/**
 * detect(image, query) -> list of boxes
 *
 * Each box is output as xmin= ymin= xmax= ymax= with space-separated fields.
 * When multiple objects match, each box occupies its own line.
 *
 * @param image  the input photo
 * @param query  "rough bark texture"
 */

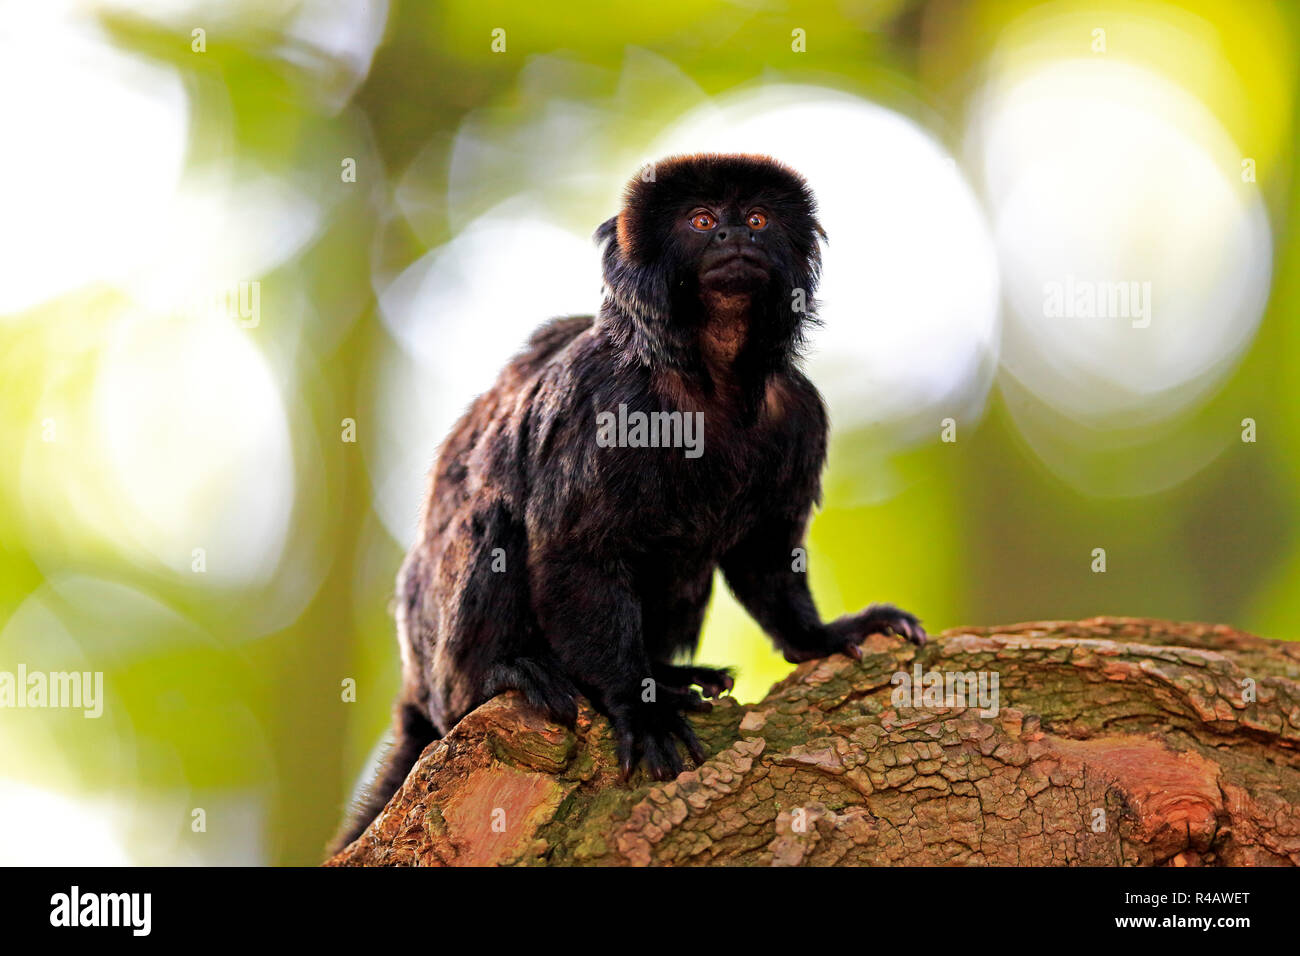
xmin=326 ymin=617 xmax=1300 ymax=866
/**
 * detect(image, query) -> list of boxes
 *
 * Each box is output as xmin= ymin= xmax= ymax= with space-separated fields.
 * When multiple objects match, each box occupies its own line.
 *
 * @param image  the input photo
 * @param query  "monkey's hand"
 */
xmin=611 ymin=690 xmax=710 ymax=782
xmin=652 ymin=662 xmax=735 ymax=699
xmin=782 ymin=603 xmax=926 ymax=663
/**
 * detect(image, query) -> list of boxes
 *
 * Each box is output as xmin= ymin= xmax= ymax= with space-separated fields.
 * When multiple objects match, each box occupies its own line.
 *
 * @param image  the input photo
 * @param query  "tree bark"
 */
xmin=326 ymin=617 xmax=1300 ymax=866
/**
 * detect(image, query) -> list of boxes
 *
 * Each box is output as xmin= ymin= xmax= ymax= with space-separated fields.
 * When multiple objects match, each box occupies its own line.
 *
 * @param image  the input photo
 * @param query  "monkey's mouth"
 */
xmin=699 ymin=251 xmax=770 ymax=288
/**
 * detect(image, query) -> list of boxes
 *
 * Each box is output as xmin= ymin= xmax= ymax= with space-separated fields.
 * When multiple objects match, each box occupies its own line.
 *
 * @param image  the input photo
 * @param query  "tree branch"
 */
xmin=326 ymin=617 xmax=1300 ymax=866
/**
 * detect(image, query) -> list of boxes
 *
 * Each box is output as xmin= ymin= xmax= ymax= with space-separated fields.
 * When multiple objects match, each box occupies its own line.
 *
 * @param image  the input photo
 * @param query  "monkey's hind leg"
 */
xmin=483 ymin=654 xmax=582 ymax=727
xmin=328 ymin=697 xmax=437 ymax=856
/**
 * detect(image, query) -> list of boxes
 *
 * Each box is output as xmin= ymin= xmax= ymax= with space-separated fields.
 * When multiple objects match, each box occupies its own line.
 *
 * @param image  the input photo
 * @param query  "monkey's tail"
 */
xmin=327 ymin=698 xmax=438 ymax=857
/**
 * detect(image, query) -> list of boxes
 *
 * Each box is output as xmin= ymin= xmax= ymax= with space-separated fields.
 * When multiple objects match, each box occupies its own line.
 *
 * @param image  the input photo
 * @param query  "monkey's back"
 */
xmin=420 ymin=315 xmax=594 ymax=540
xmin=398 ymin=314 xmax=596 ymax=729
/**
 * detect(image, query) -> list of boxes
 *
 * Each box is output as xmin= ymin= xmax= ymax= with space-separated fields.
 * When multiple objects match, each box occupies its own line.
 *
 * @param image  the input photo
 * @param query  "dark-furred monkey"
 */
xmin=332 ymin=154 xmax=925 ymax=852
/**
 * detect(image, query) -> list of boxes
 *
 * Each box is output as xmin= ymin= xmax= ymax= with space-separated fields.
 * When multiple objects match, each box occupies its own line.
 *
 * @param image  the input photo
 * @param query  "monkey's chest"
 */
xmin=622 ymin=444 xmax=784 ymax=558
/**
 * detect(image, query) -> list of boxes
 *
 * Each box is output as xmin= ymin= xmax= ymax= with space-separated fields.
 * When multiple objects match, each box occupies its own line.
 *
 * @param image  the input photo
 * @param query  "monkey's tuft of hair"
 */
xmin=331 ymin=153 xmax=925 ymax=856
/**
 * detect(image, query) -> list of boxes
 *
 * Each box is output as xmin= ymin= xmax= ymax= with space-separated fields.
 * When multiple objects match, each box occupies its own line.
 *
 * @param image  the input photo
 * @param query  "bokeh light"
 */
xmin=968 ymin=55 xmax=1272 ymax=495
xmin=0 ymin=5 xmax=188 ymax=315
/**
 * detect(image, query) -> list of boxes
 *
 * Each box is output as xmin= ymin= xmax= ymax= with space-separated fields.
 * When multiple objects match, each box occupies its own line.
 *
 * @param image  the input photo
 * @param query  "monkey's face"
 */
xmin=681 ymin=204 xmax=777 ymax=296
xmin=596 ymin=153 xmax=825 ymax=368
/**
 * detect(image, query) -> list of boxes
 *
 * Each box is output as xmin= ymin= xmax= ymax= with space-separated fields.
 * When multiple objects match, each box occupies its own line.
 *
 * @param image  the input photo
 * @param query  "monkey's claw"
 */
xmin=613 ymin=701 xmax=708 ymax=782
xmin=783 ymin=603 xmax=926 ymax=663
xmin=838 ymin=603 xmax=927 ymax=647
xmin=653 ymin=662 xmax=735 ymax=699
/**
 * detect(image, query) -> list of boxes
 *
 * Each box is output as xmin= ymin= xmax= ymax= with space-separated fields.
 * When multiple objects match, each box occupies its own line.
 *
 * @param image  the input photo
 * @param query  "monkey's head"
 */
xmin=595 ymin=154 xmax=826 ymax=376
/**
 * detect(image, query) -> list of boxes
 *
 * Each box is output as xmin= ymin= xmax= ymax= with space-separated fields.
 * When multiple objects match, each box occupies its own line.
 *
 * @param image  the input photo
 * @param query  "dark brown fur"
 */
xmin=331 ymin=154 xmax=925 ymax=853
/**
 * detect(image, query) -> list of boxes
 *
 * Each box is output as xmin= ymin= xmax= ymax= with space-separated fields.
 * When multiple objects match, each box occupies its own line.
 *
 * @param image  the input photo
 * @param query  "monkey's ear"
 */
xmin=593 ymin=215 xmax=619 ymax=250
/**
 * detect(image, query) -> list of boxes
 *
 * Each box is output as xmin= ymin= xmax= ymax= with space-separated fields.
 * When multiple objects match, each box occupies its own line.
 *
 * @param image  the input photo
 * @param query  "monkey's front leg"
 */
xmin=721 ymin=518 xmax=926 ymax=663
xmin=530 ymin=552 xmax=707 ymax=780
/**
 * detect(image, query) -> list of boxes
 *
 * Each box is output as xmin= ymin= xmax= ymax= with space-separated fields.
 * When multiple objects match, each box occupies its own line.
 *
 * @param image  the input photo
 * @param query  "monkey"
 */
xmin=331 ymin=153 xmax=925 ymax=853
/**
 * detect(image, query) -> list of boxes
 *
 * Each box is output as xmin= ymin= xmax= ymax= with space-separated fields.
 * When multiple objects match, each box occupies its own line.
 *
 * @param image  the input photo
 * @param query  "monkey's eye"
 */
xmin=689 ymin=211 xmax=717 ymax=231
xmin=746 ymin=210 xmax=768 ymax=230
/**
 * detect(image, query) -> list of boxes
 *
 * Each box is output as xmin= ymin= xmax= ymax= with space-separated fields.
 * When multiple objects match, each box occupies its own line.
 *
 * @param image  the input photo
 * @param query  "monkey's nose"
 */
xmin=712 ymin=230 xmax=746 ymax=248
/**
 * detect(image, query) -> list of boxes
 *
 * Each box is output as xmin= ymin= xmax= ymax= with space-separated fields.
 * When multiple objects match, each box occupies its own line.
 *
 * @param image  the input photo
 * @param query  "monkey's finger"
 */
xmin=664 ymin=687 xmax=712 ymax=713
xmin=613 ymin=720 xmax=639 ymax=780
xmin=642 ymin=731 xmax=683 ymax=781
xmin=534 ymin=685 xmax=579 ymax=727
xmin=657 ymin=681 xmax=712 ymax=708
xmin=897 ymin=618 xmax=927 ymax=646
xmin=673 ymin=719 xmax=708 ymax=766
xmin=693 ymin=666 xmax=735 ymax=698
